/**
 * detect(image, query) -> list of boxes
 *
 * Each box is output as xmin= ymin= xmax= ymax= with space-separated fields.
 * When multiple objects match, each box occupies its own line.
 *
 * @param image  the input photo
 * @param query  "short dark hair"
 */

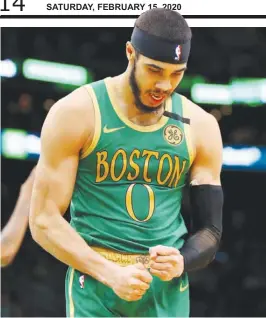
xmin=135 ymin=8 xmax=192 ymax=43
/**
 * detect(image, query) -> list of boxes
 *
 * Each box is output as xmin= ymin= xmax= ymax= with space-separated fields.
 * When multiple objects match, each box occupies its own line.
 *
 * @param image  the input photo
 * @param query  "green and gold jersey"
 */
xmin=70 ymin=78 xmax=194 ymax=254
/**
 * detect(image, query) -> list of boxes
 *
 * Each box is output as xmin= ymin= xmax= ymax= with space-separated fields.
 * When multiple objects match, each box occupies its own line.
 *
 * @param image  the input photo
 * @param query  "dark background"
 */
xmin=1 ymin=27 xmax=266 ymax=317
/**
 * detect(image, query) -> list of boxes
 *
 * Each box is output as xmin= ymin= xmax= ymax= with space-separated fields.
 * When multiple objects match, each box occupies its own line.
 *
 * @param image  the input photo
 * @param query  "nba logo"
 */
xmin=175 ymin=45 xmax=182 ymax=61
xmin=79 ymin=275 xmax=85 ymax=289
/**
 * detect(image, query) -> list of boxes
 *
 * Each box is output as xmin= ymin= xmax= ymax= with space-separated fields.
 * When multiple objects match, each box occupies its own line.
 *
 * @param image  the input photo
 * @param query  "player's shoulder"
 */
xmin=47 ymin=84 xmax=97 ymax=130
xmin=42 ymin=84 xmax=98 ymax=147
xmin=53 ymin=85 xmax=94 ymax=115
xmin=179 ymin=94 xmax=222 ymax=155
xmin=180 ymin=94 xmax=218 ymax=129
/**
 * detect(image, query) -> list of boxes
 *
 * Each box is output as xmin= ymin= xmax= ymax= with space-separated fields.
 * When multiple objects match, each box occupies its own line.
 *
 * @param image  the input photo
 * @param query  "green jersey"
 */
xmin=70 ymin=77 xmax=194 ymax=253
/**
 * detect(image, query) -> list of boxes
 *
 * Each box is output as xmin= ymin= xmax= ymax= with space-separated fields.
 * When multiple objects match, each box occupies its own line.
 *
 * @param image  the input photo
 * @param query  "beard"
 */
xmin=129 ymin=60 xmax=165 ymax=114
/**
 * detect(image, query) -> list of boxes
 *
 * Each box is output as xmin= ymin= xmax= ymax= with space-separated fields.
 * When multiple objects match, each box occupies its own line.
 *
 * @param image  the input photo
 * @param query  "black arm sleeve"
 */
xmin=180 ymin=184 xmax=223 ymax=272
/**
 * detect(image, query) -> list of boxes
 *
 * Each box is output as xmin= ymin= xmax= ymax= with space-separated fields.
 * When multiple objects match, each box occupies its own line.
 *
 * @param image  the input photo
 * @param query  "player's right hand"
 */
xmin=111 ymin=262 xmax=153 ymax=302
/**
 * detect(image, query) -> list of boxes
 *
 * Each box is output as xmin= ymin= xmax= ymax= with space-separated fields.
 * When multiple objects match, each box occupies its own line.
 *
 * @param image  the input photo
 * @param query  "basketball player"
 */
xmin=1 ymin=166 xmax=35 ymax=267
xmin=30 ymin=9 xmax=223 ymax=317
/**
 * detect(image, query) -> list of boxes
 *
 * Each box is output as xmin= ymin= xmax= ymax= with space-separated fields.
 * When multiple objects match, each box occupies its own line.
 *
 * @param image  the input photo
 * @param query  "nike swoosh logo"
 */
xmin=180 ymin=282 xmax=189 ymax=292
xmin=103 ymin=125 xmax=125 ymax=133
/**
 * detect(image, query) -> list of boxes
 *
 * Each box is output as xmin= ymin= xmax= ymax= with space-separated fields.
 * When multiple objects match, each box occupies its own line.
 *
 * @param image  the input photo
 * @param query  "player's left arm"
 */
xmin=189 ymin=112 xmax=223 ymax=186
xmin=149 ymin=113 xmax=223 ymax=280
xmin=179 ymin=113 xmax=224 ymax=272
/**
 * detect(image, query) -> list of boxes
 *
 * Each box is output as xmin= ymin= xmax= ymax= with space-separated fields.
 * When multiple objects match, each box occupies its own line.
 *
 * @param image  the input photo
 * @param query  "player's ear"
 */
xmin=126 ymin=42 xmax=136 ymax=63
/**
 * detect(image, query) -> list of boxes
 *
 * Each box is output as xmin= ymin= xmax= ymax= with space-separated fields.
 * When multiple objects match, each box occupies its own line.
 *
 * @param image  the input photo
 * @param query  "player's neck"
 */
xmin=110 ymin=74 xmax=165 ymax=126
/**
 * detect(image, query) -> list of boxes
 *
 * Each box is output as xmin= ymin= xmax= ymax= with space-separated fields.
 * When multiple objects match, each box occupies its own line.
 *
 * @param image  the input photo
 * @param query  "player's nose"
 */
xmin=155 ymin=80 xmax=172 ymax=92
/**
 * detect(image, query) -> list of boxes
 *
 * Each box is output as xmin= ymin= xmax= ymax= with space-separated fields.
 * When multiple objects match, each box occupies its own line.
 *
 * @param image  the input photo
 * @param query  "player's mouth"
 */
xmin=149 ymin=93 xmax=165 ymax=105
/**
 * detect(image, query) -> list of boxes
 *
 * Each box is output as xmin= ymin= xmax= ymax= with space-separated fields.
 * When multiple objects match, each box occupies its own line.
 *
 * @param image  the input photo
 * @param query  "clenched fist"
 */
xmin=111 ymin=262 xmax=153 ymax=302
xmin=149 ymin=245 xmax=184 ymax=281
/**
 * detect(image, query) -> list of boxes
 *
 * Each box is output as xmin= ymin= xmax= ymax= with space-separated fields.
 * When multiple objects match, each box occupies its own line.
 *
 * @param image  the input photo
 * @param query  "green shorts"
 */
xmin=65 ymin=267 xmax=190 ymax=317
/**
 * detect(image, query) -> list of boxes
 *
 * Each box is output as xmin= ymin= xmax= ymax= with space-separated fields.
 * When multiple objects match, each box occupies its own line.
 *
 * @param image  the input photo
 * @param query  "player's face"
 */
xmin=129 ymin=54 xmax=187 ymax=113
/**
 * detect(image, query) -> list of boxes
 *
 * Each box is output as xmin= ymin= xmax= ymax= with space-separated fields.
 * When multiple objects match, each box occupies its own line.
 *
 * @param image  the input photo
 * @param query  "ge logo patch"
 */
xmin=163 ymin=125 xmax=183 ymax=146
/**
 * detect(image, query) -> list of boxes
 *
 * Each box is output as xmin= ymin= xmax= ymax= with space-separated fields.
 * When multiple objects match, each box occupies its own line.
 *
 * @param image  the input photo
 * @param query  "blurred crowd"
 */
xmin=1 ymin=27 xmax=266 ymax=317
